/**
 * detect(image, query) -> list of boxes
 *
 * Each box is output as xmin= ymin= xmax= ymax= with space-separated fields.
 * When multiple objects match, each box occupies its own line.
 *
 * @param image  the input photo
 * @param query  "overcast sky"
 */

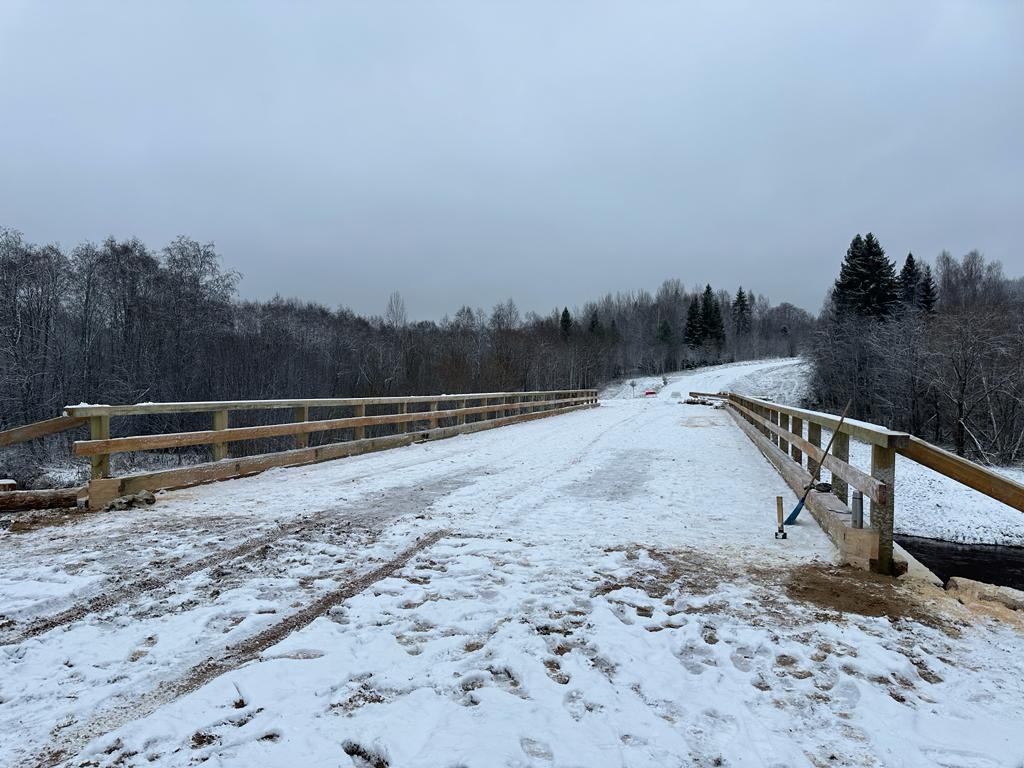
xmin=1 ymin=2 xmax=1021 ymax=319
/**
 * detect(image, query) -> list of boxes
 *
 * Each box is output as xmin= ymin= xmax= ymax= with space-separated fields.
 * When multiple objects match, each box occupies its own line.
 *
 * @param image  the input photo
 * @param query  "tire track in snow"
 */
xmin=29 ymin=528 xmax=450 ymax=768
xmin=3 ymin=468 xmax=469 ymax=645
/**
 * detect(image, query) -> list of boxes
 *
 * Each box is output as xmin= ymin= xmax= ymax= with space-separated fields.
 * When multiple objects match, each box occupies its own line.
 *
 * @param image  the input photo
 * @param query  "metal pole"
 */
xmin=852 ymin=490 xmax=864 ymax=529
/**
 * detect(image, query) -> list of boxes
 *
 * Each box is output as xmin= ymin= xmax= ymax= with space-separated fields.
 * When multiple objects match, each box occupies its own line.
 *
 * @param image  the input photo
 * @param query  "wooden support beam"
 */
xmin=871 ymin=443 xmax=896 ymax=574
xmin=89 ymin=415 xmax=110 ymax=479
xmin=832 ymin=432 xmax=850 ymax=505
xmin=292 ymin=406 xmax=309 ymax=449
xmin=790 ymin=416 xmax=803 ymax=464
xmin=212 ymin=409 xmax=229 ymax=461
xmin=429 ymin=401 xmax=439 ymax=429
xmin=778 ymin=413 xmax=789 ymax=455
xmin=353 ymin=404 xmax=365 ymax=440
xmin=807 ymin=422 xmax=822 ymax=476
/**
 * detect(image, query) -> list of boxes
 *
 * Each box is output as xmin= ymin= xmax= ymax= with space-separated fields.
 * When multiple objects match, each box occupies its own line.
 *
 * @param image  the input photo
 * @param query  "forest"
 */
xmin=809 ymin=234 xmax=1024 ymax=464
xmin=0 ymin=226 xmax=810 ymax=432
xmin=4 ymin=224 xmax=1021 ymax=476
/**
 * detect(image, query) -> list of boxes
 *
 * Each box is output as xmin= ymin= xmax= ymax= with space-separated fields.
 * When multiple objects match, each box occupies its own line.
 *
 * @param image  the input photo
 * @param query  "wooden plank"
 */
xmin=726 ymin=394 xmax=909 ymax=448
xmin=89 ymin=415 xmax=110 ymax=479
xmin=727 ymin=400 xmax=887 ymax=504
xmin=86 ymin=401 xmax=596 ymax=506
xmin=790 ymin=416 xmax=803 ymax=464
xmin=293 ymin=406 xmax=309 ymax=449
xmin=778 ymin=413 xmax=790 ymax=455
xmin=64 ymin=390 xmax=598 ymax=417
xmin=871 ymin=444 xmax=896 ymax=574
xmin=353 ymin=404 xmax=365 ymax=440
xmin=0 ymin=487 xmax=83 ymax=511
xmin=73 ymin=396 xmax=593 ymax=457
xmin=900 ymin=436 xmax=1024 ymax=513
xmin=0 ymin=415 xmax=86 ymax=446
xmin=832 ymin=432 xmax=850 ymax=505
xmin=808 ymin=422 xmax=822 ymax=476
xmin=212 ymin=409 xmax=229 ymax=461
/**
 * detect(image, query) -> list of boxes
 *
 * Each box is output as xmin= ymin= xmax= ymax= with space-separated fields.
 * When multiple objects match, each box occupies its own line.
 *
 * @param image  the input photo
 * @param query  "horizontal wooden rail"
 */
xmin=725 ymin=393 xmax=908 ymax=448
xmin=63 ymin=390 xmax=596 ymax=417
xmin=899 ymin=436 xmax=1024 ymax=513
xmin=73 ymin=395 xmax=590 ymax=457
xmin=728 ymin=399 xmax=887 ymax=504
xmin=85 ymin=395 xmax=597 ymax=507
xmin=0 ymin=415 xmax=86 ymax=447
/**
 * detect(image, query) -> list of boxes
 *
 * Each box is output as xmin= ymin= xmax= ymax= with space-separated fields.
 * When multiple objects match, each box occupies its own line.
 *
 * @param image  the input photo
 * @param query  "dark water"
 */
xmin=895 ymin=535 xmax=1024 ymax=591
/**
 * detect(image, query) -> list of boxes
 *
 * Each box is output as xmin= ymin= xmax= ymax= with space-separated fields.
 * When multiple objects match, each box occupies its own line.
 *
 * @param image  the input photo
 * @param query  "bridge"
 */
xmin=1 ymin=360 xmax=1023 ymax=767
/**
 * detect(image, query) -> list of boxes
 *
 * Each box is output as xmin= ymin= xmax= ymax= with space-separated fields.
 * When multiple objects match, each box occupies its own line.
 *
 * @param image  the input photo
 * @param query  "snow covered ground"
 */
xmin=2 ymin=359 xmax=1023 ymax=767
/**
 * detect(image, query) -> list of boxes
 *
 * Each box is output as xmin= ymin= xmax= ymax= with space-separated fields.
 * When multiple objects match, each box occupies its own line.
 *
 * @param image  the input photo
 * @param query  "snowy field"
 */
xmin=2 ymin=359 xmax=1023 ymax=767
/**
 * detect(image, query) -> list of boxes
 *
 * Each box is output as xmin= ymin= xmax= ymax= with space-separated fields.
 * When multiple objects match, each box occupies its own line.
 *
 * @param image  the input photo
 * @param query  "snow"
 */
xmin=2 ymin=359 xmax=1023 ymax=767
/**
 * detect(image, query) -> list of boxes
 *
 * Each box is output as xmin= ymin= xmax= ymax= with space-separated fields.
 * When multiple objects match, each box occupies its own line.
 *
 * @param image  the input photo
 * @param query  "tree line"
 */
xmin=0 ymin=226 xmax=810 ymax=436
xmin=809 ymin=232 xmax=1024 ymax=464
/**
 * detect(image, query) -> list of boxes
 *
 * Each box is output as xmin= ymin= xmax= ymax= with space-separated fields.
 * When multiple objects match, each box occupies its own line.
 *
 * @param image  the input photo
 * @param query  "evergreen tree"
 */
xmin=918 ymin=264 xmax=938 ymax=314
xmin=899 ymin=253 xmax=922 ymax=305
xmin=587 ymin=310 xmax=604 ymax=338
xmin=832 ymin=232 xmax=900 ymax=318
xmin=700 ymin=284 xmax=726 ymax=349
xmin=732 ymin=287 xmax=751 ymax=335
xmin=683 ymin=299 xmax=704 ymax=348
xmin=559 ymin=307 xmax=572 ymax=340
xmin=656 ymin=318 xmax=673 ymax=345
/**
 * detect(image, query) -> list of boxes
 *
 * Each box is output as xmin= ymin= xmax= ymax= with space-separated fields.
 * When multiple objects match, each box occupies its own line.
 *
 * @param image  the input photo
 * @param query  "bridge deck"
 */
xmin=2 ymin=360 xmax=1022 ymax=767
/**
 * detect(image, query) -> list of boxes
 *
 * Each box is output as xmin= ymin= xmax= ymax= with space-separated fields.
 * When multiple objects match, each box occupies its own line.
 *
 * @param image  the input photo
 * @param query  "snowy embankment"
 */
xmin=1 ymin=359 xmax=1022 ymax=768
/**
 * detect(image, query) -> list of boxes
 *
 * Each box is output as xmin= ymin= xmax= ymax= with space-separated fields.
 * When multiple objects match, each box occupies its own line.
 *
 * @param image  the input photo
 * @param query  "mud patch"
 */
xmin=784 ymin=564 xmax=958 ymax=635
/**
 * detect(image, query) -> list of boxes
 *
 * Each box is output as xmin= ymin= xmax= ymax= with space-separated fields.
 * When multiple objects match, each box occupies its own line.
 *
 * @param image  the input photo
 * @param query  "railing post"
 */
xmin=790 ymin=416 xmax=803 ymax=464
xmin=293 ymin=405 xmax=309 ymax=449
xmin=457 ymin=400 xmax=466 ymax=426
xmin=807 ymin=422 xmax=822 ymax=475
xmin=769 ymin=410 xmax=779 ymax=447
xmin=778 ymin=412 xmax=789 ymax=455
xmin=429 ymin=401 xmax=439 ymax=429
xmin=832 ymin=432 xmax=850 ymax=504
xmin=353 ymin=403 xmax=365 ymax=440
xmin=89 ymin=414 xmax=110 ymax=479
xmin=212 ymin=409 xmax=229 ymax=460
xmin=871 ymin=443 xmax=896 ymax=574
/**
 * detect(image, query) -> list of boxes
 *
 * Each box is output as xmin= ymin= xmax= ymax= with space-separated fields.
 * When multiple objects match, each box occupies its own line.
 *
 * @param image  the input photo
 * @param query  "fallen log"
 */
xmin=0 ymin=488 xmax=82 ymax=512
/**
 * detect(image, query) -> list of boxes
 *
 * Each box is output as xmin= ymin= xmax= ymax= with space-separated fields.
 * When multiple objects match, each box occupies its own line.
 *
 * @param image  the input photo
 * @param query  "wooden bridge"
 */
xmin=3 ymin=362 xmax=1024 ymax=767
xmin=3 ymin=383 xmax=1023 ymax=576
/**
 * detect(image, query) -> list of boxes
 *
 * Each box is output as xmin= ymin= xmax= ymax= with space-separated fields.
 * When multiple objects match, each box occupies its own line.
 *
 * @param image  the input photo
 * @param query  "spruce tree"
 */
xmin=899 ymin=253 xmax=922 ymax=306
xmin=656 ymin=318 xmax=673 ymax=345
xmin=683 ymin=299 xmax=704 ymax=348
xmin=560 ymin=307 xmax=572 ymax=340
xmin=732 ymin=287 xmax=751 ymax=335
xmin=700 ymin=284 xmax=725 ymax=349
xmin=587 ymin=310 xmax=604 ymax=338
xmin=918 ymin=265 xmax=938 ymax=314
xmin=833 ymin=232 xmax=900 ymax=318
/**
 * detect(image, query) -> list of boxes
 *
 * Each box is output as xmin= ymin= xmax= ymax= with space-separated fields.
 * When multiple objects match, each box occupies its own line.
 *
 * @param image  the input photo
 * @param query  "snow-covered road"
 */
xmin=2 ymin=360 xmax=1022 ymax=767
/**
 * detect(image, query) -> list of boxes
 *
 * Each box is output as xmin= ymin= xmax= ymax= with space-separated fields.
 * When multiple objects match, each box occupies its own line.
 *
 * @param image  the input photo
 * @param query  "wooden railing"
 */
xmin=60 ymin=389 xmax=597 ymax=507
xmin=702 ymin=391 xmax=1024 ymax=574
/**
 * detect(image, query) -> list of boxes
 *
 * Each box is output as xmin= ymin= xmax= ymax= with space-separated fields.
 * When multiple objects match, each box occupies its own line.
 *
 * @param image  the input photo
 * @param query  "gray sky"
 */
xmin=2 ymin=1 xmax=1022 ymax=319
